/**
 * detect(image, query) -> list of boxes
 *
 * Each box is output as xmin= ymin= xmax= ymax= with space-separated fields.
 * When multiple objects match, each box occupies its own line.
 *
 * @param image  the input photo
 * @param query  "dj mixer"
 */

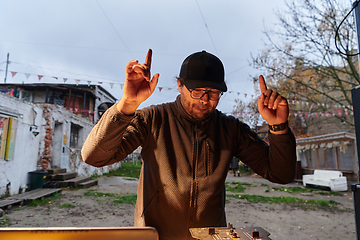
xmin=190 ymin=223 xmax=272 ymax=239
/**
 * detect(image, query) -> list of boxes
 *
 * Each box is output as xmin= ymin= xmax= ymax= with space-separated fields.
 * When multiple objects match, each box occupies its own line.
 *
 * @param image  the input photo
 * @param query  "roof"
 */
xmin=296 ymin=132 xmax=356 ymax=145
xmin=0 ymin=83 xmax=117 ymax=101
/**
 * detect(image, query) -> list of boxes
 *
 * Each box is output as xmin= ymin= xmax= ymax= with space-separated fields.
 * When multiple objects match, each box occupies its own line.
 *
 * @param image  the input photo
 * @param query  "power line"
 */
xmin=195 ymin=0 xmax=218 ymax=55
xmin=226 ymin=64 xmax=249 ymax=76
xmin=96 ymin=0 xmax=134 ymax=58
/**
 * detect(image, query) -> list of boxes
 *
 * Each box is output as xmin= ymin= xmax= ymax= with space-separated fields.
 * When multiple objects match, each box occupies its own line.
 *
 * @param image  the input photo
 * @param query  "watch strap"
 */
xmin=268 ymin=121 xmax=288 ymax=132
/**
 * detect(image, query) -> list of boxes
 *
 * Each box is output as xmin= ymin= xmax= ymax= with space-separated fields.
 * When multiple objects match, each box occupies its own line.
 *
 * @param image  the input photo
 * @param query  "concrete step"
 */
xmin=67 ymin=176 xmax=92 ymax=187
xmin=58 ymin=176 xmax=92 ymax=188
xmin=79 ymin=180 xmax=98 ymax=188
xmin=53 ymin=172 xmax=77 ymax=181
xmin=47 ymin=168 xmax=67 ymax=174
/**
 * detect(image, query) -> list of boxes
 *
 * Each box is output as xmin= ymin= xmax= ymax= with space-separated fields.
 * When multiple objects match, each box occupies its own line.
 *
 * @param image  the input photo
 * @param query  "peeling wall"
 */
xmin=0 ymin=93 xmax=43 ymax=196
xmin=0 ymin=93 xmax=121 ymax=197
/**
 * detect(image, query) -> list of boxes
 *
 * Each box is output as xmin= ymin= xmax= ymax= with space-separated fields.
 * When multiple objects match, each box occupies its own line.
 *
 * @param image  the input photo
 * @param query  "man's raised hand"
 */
xmin=257 ymin=75 xmax=289 ymax=128
xmin=118 ymin=49 xmax=159 ymax=115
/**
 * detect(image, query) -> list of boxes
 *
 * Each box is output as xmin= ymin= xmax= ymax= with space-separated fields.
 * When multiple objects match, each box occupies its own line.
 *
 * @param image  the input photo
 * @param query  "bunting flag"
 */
xmin=0 ymin=68 xmax=354 ymax=118
xmin=1 ymin=68 xmax=258 ymax=99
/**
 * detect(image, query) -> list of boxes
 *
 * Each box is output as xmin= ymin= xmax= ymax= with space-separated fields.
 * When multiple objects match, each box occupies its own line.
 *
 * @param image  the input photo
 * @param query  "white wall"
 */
xmin=0 ymin=93 xmax=43 ymax=196
xmin=0 ymin=93 xmax=121 ymax=197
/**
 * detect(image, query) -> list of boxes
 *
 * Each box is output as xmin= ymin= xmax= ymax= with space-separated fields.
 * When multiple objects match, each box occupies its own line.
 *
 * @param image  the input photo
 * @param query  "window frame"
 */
xmin=0 ymin=114 xmax=17 ymax=161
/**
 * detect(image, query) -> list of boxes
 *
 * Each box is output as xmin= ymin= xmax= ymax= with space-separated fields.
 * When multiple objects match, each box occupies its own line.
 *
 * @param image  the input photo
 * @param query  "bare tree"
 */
xmin=232 ymin=98 xmax=260 ymax=129
xmin=251 ymin=0 xmax=358 ymax=135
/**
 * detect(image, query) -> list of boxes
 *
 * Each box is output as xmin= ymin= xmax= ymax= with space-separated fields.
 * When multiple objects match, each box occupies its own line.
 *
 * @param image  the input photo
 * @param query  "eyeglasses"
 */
xmin=187 ymin=87 xmax=223 ymax=100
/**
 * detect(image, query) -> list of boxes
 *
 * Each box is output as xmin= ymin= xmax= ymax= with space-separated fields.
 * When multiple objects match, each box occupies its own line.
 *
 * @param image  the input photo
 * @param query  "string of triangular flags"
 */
xmin=228 ymin=108 xmax=353 ymax=119
xmin=0 ymin=69 xmax=256 ymax=99
xmin=289 ymin=100 xmax=352 ymax=110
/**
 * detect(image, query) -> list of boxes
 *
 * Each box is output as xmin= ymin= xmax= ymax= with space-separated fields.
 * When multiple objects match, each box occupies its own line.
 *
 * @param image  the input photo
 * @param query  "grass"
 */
xmin=113 ymin=195 xmax=137 ymax=205
xmin=84 ymin=191 xmax=117 ymax=198
xmin=272 ymin=186 xmax=343 ymax=196
xmin=28 ymin=193 xmax=61 ymax=207
xmin=83 ymin=191 xmax=137 ymax=205
xmin=104 ymin=161 xmax=142 ymax=179
xmin=58 ymin=203 xmax=76 ymax=208
xmin=0 ymin=216 xmax=9 ymax=226
xmin=227 ymin=194 xmax=340 ymax=210
xmin=91 ymin=173 xmax=101 ymax=180
xmin=225 ymin=182 xmax=252 ymax=193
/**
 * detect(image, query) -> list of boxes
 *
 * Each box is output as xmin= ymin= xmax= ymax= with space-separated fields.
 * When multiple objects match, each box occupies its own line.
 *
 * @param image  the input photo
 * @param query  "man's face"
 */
xmin=177 ymin=80 xmax=220 ymax=121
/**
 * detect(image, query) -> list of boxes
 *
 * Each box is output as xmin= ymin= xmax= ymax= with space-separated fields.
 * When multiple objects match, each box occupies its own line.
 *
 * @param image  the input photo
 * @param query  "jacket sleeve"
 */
xmin=236 ymin=124 xmax=297 ymax=184
xmin=81 ymin=104 xmax=146 ymax=167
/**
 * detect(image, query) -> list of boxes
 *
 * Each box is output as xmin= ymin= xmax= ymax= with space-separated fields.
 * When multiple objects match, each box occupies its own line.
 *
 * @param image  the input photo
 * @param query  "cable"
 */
xmin=335 ymin=0 xmax=360 ymax=56
xmin=195 ymin=0 xmax=218 ymax=55
xmin=96 ymin=0 xmax=134 ymax=58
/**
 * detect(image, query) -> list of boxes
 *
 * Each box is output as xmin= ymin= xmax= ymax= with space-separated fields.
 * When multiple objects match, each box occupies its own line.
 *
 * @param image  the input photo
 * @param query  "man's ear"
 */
xmin=177 ymin=79 xmax=183 ymax=94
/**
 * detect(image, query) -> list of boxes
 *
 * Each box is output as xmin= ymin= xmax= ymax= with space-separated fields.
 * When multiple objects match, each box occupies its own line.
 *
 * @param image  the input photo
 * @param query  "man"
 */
xmin=231 ymin=157 xmax=240 ymax=177
xmin=81 ymin=49 xmax=296 ymax=240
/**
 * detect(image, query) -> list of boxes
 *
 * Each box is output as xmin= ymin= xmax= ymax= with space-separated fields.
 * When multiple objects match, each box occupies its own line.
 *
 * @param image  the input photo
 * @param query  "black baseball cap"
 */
xmin=179 ymin=50 xmax=227 ymax=92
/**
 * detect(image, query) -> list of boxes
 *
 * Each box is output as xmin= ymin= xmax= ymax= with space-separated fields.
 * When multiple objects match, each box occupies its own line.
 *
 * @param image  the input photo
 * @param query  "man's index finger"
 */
xmin=145 ymin=49 xmax=152 ymax=68
xmin=259 ymin=75 xmax=267 ymax=94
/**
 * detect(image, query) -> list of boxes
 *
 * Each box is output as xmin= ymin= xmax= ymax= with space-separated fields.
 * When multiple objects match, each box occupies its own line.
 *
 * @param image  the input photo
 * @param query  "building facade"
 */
xmin=0 ymin=84 xmax=121 ymax=197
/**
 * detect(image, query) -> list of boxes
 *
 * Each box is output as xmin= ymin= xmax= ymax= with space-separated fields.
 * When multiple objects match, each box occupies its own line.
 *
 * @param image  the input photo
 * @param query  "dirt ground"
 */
xmin=0 ymin=173 xmax=356 ymax=240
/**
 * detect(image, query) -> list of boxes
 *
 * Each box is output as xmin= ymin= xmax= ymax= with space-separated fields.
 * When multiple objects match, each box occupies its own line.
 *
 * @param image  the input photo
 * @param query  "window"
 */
xmin=298 ymin=151 xmax=308 ymax=168
xmin=326 ymin=148 xmax=336 ymax=169
xmin=318 ymin=148 xmax=325 ymax=168
xmin=338 ymin=145 xmax=354 ymax=171
xmin=70 ymin=123 xmax=82 ymax=148
xmin=21 ymin=90 xmax=32 ymax=102
xmin=0 ymin=116 xmax=17 ymax=160
xmin=310 ymin=149 xmax=317 ymax=168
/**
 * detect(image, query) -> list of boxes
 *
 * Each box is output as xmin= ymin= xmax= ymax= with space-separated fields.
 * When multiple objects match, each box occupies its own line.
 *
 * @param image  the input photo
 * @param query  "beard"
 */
xmin=182 ymin=99 xmax=216 ymax=121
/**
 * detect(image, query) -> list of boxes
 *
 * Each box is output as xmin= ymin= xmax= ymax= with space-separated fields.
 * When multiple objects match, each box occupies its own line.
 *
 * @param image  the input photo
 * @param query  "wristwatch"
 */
xmin=268 ymin=121 xmax=288 ymax=132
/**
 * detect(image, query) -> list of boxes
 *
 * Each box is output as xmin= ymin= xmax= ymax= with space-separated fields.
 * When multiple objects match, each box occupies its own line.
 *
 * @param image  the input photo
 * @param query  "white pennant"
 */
xmin=75 ymin=79 xmax=81 ymax=86
xmin=25 ymin=73 xmax=31 ymax=79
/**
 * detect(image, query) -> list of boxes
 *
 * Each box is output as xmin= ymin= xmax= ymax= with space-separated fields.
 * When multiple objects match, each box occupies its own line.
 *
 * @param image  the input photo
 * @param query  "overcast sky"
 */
xmin=0 ymin=0 xmax=287 ymax=114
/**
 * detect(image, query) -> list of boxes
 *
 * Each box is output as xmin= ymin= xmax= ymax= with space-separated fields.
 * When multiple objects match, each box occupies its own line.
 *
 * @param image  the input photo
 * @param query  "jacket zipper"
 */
xmin=205 ymin=139 xmax=210 ymax=176
xmin=189 ymin=125 xmax=198 ymax=231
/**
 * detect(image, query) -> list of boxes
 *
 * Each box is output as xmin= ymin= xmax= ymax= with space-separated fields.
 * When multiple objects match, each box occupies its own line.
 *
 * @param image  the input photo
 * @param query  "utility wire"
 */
xmin=96 ymin=0 xmax=134 ymax=58
xmin=335 ymin=0 xmax=360 ymax=56
xmin=195 ymin=0 xmax=218 ymax=55
xmin=226 ymin=64 xmax=249 ymax=76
